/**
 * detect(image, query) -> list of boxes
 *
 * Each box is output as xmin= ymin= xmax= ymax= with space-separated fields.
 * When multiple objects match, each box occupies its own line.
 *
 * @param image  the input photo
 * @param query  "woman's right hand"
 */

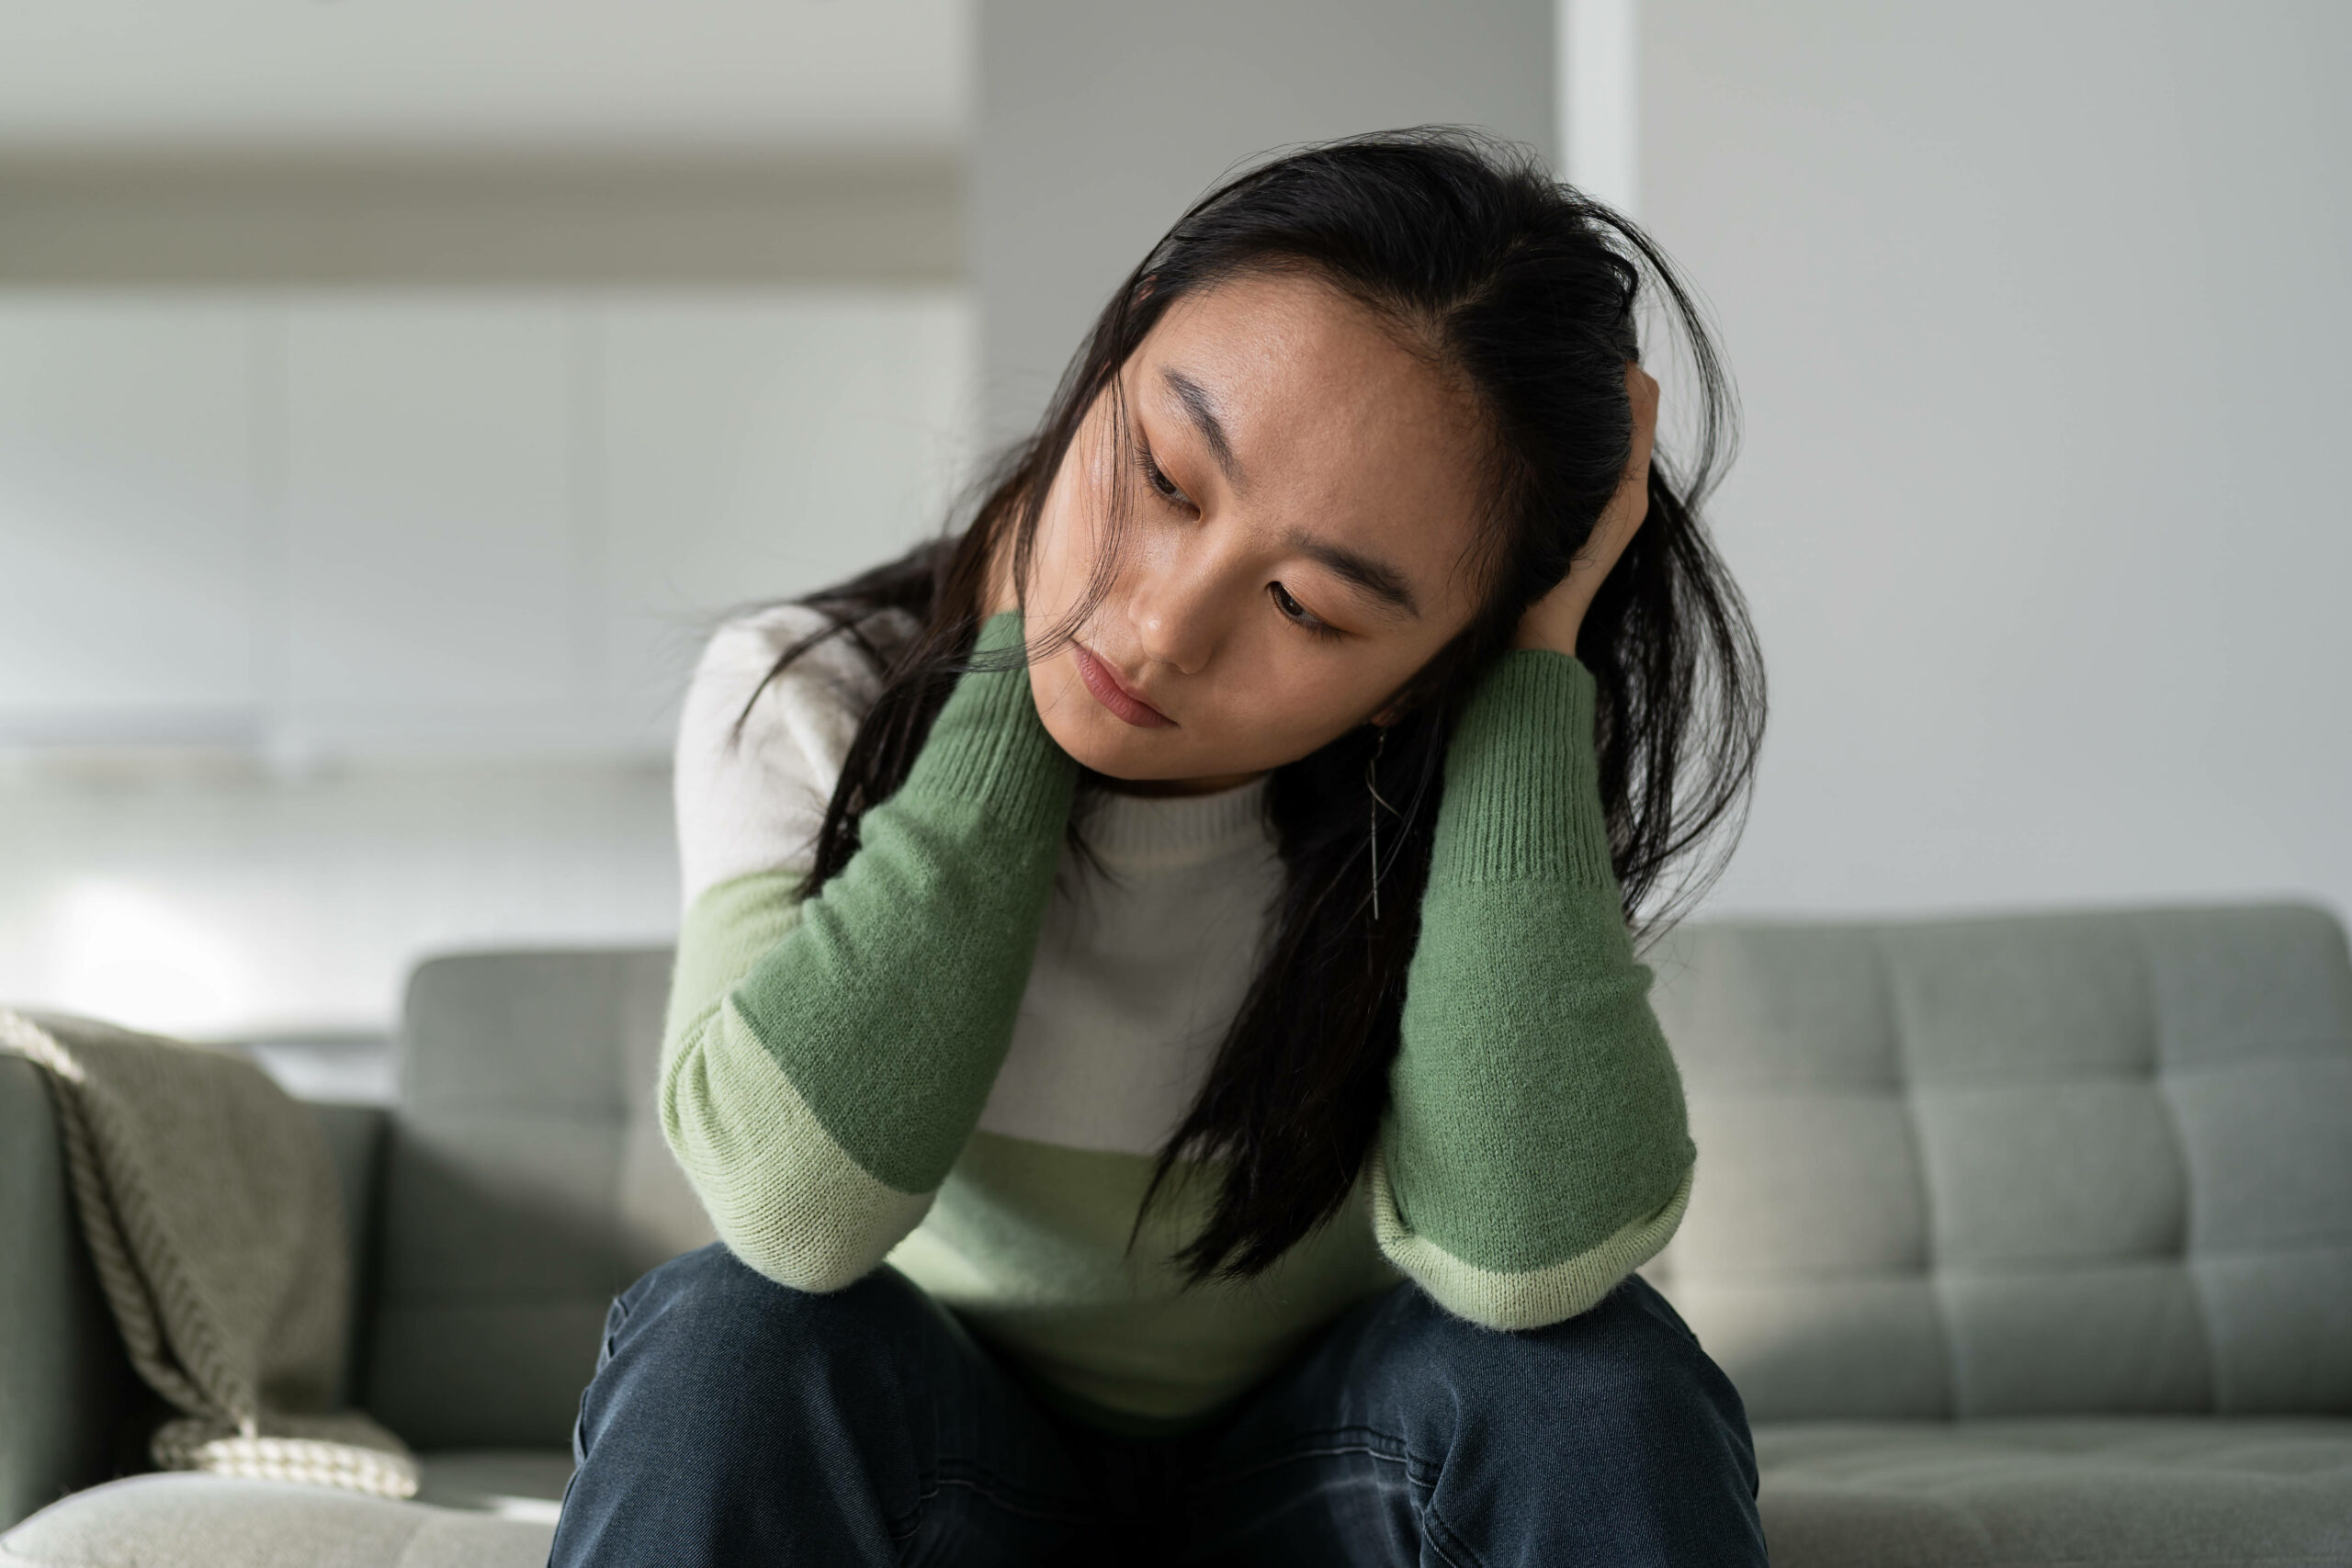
xmin=1511 ymin=362 xmax=1658 ymax=656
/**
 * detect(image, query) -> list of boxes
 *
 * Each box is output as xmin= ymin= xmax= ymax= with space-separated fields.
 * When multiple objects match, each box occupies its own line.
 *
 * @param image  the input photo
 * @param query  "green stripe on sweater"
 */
xmin=666 ymin=994 xmax=936 ymax=1290
xmin=1387 ymin=647 xmax=1696 ymax=1283
xmin=660 ymin=610 xmax=1697 ymax=1333
xmin=725 ymin=611 xmax=1075 ymax=1200
xmin=1368 ymin=1143 xmax=1692 ymax=1330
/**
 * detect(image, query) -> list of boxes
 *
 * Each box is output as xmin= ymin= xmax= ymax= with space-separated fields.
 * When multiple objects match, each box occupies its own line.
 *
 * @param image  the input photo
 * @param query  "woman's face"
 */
xmin=1021 ymin=270 xmax=1494 ymax=794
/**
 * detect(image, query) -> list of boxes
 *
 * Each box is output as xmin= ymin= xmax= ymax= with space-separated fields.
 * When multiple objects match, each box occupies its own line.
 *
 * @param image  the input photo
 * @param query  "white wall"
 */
xmin=0 ymin=288 xmax=975 ymax=759
xmin=975 ymin=0 xmax=1557 ymax=441
xmin=0 ymin=6 xmax=979 ymax=1046
xmin=0 ymin=759 xmax=676 ymax=1041
xmin=1639 ymin=0 xmax=2352 ymax=925
xmin=0 ymin=286 xmax=976 ymax=1038
xmin=0 ymin=1 xmax=965 ymax=157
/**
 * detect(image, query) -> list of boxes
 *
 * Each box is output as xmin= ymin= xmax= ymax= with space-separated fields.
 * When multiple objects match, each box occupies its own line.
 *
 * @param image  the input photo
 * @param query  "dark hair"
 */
xmin=736 ymin=126 xmax=1764 ymax=1288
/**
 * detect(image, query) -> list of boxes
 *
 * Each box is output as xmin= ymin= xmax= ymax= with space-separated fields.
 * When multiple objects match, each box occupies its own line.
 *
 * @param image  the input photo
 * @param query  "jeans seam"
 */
xmin=1174 ymin=1423 xmax=1487 ymax=1565
xmin=567 ymin=1290 xmax=638 ymax=1489
xmin=887 ymin=1464 xmax=1102 ymax=1539
xmin=1175 ymin=1424 xmax=1439 ymax=1496
xmin=1420 ymin=1501 xmax=1487 ymax=1568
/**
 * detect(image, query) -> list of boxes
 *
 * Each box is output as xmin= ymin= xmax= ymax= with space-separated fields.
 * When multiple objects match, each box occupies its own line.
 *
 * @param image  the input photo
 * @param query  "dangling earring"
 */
xmin=1366 ymin=724 xmax=1393 ymax=920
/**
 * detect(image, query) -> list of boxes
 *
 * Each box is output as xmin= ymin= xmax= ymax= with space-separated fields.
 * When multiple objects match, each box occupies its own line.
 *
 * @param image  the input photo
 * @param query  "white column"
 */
xmin=1559 ymin=0 xmax=1640 ymax=217
xmin=974 ymin=0 xmax=1560 ymax=445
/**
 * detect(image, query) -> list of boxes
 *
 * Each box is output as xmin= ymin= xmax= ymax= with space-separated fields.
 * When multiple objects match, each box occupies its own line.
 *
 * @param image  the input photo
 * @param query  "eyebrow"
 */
xmin=1160 ymin=367 xmax=1241 ymax=488
xmin=1156 ymin=363 xmax=1421 ymax=623
xmin=1280 ymin=525 xmax=1421 ymax=620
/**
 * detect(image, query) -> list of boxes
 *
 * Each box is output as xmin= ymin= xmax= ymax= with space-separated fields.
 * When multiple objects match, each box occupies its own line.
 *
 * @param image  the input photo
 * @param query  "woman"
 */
xmin=551 ymin=128 xmax=1770 ymax=1565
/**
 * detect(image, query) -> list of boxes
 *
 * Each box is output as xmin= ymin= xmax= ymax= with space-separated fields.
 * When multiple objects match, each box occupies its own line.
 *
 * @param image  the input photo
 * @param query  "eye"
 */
xmin=1133 ymin=440 xmax=1197 ymax=514
xmin=1269 ymin=581 xmax=1345 ymax=641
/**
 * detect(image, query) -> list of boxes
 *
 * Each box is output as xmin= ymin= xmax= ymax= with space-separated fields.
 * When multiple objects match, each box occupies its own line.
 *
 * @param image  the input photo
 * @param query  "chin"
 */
xmin=1040 ymin=711 xmax=1168 ymax=781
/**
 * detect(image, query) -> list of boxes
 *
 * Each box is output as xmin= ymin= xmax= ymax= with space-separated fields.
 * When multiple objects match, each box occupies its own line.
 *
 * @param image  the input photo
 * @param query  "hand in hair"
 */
xmin=1512 ymin=362 xmax=1660 ymax=658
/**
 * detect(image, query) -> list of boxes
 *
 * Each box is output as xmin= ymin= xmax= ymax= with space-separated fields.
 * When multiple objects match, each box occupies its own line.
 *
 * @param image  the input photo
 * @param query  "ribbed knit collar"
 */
xmin=1076 ymin=771 xmax=1275 ymax=872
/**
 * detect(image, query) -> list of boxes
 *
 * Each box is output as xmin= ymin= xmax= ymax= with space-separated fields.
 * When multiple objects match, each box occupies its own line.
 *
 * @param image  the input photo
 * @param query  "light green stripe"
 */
xmin=888 ymin=1129 xmax=1405 ymax=1424
xmin=1368 ymin=1141 xmax=1693 ymax=1330
xmin=662 ymin=993 xmax=933 ymax=1292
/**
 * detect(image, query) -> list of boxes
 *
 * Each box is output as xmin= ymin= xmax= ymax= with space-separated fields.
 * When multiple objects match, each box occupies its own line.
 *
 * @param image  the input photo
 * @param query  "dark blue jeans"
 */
xmin=546 ymin=1242 xmax=1766 ymax=1566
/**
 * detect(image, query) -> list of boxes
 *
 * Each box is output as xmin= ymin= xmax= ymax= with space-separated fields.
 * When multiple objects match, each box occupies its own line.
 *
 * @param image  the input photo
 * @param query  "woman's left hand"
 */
xmin=1512 ymin=362 xmax=1659 ymax=657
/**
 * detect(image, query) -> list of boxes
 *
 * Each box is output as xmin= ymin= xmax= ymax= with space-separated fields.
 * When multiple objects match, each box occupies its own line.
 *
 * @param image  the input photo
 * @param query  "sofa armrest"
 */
xmin=309 ymin=1100 xmax=389 ymax=1409
xmin=0 ymin=1055 xmax=135 ymax=1531
xmin=0 ymin=1058 xmax=390 ymax=1529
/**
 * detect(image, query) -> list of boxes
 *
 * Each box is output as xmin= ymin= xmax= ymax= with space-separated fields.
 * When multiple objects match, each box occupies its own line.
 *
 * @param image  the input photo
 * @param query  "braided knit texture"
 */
xmin=0 ymin=1009 xmax=417 ymax=1496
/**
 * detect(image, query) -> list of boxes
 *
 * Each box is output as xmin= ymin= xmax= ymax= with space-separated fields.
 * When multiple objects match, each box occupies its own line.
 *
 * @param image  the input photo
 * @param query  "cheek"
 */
xmin=1027 ymin=464 xmax=1104 ymax=620
xmin=1033 ymin=502 xmax=1087 ymax=614
xmin=1025 ymin=643 xmax=1085 ymax=736
xmin=1060 ymin=400 xmax=1155 ymax=579
xmin=1241 ymin=662 xmax=1354 ymax=728
xmin=1207 ymin=649 xmax=1385 ymax=752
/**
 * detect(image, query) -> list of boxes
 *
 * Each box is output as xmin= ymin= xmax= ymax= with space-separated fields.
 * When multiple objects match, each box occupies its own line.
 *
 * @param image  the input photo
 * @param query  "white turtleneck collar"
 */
xmin=1073 ymin=771 xmax=1277 ymax=874
xmin=988 ymin=765 xmax=1288 ymax=1156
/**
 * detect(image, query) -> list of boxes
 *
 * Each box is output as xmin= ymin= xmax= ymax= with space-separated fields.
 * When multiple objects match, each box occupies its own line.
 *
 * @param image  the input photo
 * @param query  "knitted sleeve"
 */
xmin=1368 ymin=648 xmax=1697 ymax=1330
xmin=660 ymin=608 xmax=1078 ymax=1291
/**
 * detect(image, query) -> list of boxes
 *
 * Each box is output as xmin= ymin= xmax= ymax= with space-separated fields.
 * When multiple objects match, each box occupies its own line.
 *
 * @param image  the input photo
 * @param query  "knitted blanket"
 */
xmin=0 ymin=1008 xmax=417 ymax=1499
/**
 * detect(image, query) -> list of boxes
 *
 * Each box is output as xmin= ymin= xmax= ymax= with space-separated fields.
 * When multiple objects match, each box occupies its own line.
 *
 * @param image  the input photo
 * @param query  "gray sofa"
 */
xmin=2 ymin=950 xmax=694 ymax=1568
xmin=5 ymin=900 xmax=2348 ymax=1565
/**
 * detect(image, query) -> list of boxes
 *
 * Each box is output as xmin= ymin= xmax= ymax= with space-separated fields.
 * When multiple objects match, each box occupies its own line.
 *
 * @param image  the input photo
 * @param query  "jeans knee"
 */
xmin=557 ymin=1247 xmax=969 ymax=1566
xmin=627 ymin=1239 xmax=917 ymax=1329
xmin=593 ymin=1243 xmax=936 ymax=1427
xmin=1396 ymin=1274 xmax=1751 ymax=1462
xmin=1377 ymin=1277 xmax=1767 ymax=1563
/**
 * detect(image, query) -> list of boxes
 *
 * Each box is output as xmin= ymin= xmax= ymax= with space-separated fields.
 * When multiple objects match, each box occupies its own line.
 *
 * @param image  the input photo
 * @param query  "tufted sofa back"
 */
xmin=360 ymin=949 xmax=716 ymax=1450
xmin=1640 ymin=901 xmax=2352 ymax=1422
xmin=350 ymin=904 xmax=2352 ymax=1444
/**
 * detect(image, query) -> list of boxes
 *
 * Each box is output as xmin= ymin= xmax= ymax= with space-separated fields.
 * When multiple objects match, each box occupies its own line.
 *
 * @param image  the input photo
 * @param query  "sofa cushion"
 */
xmin=1756 ymin=1416 xmax=2352 ymax=1567
xmin=364 ymin=949 xmax=715 ymax=1450
xmin=1642 ymin=903 xmax=2352 ymax=1421
xmin=411 ymin=1450 xmax=574 ymax=1523
xmin=0 ymin=1450 xmax=570 ymax=1568
xmin=17 ymin=1424 xmax=2345 ymax=1567
xmin=0 ymin=1474 xmax=554 ymax=1568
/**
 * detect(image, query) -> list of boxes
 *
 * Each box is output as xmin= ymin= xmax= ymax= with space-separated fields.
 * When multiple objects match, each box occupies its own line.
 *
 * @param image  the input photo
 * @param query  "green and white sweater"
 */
xmin=662 ymin=604 xmax=1695 ymax=1438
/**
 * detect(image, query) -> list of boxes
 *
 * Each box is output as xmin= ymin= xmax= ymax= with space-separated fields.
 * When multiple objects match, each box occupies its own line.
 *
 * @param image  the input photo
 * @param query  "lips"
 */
xmin=1073 ymin=641 xmax=1174 ymax=728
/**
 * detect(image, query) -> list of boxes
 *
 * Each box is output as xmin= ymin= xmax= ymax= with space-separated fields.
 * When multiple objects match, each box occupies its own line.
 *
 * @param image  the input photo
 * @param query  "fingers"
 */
xmin=1596 ymin=363 xmax=1657 ymax=549
xmin=1625 ymin=362 xmax=1659 ymax=470
xmin=1509 ymin=366 xmax=1657 ymax=652
xmin=1623 ymin=363 xmax=1658 ymax=502
xmin=1627 ymin=360 xmax=1659 ymax=416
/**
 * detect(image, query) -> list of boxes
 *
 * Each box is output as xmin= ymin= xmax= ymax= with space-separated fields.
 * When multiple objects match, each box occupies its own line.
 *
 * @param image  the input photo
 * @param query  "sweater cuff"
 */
xmin=1428 ymin=648 xmax=1616 ymax=887
xmin=896 ymin=609 xmax=1076 ymax=836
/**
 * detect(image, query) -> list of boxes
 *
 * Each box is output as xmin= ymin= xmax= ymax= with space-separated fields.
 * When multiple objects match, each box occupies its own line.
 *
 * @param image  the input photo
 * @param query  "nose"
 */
xmin=1125 ymin=547 xmax=1227 ymax=676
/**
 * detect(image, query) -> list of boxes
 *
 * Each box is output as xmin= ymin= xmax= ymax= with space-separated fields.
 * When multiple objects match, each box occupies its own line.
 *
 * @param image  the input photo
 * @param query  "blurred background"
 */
xmin=0 ymin=1 xmax=2345 ymax=1092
